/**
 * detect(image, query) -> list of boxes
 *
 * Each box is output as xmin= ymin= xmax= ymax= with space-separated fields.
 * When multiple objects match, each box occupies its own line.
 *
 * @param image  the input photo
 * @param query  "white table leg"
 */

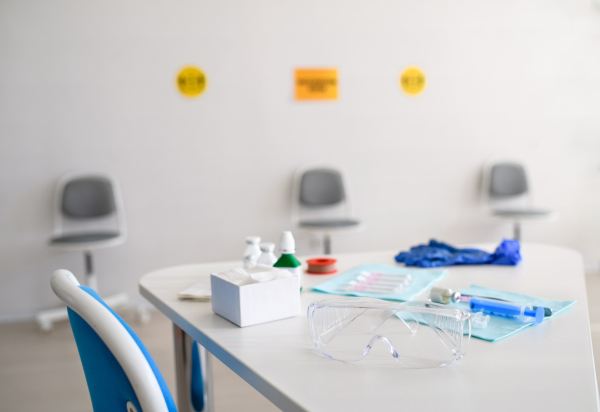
xmin=173 ymin=324 xmax=214 ymax=412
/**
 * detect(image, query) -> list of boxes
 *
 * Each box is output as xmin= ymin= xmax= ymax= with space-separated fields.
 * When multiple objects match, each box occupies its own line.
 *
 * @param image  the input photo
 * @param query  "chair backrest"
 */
xmin=291 ymin=164 xmax=356 ymax=226
xmin=62 ymin=178 xmax=116 ymax=218
xmin=299 ymin=168 xmax=345 ymax=207
xmin=52 ymin=171 xmax=126 ymax=239
xmin=480 ymin=158 xmax=533 ymax=213
xmin=489 ymin=163 xmax=528 ymax=198
xmin=51 ymin=270 xmax=176 ymax=412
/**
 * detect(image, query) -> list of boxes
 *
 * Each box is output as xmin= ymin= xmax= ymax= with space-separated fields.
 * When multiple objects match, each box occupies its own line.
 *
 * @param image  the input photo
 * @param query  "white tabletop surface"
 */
xmin=139 ymin=243 xmax=599 ymax=412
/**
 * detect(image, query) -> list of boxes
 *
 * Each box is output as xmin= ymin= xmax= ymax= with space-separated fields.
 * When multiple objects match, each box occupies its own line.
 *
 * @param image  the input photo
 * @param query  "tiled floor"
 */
xmin=2 ymin=274 xmax=600 ymax=412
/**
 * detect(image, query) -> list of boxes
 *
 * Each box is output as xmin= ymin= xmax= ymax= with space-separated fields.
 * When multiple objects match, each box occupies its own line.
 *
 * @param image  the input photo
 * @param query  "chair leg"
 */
xmin=513 ymin=222 xmax=521 ymax=241
xmin=35 ymin=252 xmax=97 ymax=331
xmin=35 ymin=306 xmax=69 ymax=332
xmin=36 ymin=251 xmax=123 ymax=332
xmin=82 ymin=251 xmax=130 ymax=314
xmin=136 ymin=304 xmax=152 ymax=325
xmin=84 ymin=251 xmax=98 ymax=291
xmin=324 ymin=234 xmax=331 ymax=255
xmin=102 ymin=292 xmax=129 ymax=309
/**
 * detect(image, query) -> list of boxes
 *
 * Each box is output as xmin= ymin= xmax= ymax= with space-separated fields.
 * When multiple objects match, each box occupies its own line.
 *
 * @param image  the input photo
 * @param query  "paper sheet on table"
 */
xmin=311 ymin=264 xmax=447 ymax=302
xmin=178 ymin=280 xmax=212 ymax=301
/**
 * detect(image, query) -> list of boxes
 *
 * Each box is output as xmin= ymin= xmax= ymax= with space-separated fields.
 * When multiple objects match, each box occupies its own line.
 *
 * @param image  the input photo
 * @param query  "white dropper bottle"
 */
xmin=243 ymin=236 xmax=261 ymax=268
xmin=273 ymin=231 xmax=302 ymax=290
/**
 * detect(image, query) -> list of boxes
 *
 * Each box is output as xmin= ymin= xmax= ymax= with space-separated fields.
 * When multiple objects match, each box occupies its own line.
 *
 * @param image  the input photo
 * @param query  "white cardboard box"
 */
xmin=210 ymin=274 xmax=301 ymax=327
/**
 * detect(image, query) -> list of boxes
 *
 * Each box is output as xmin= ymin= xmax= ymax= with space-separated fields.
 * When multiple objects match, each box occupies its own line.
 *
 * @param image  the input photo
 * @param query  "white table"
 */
xmin=139 ymin=244 xmax=599 ymax=412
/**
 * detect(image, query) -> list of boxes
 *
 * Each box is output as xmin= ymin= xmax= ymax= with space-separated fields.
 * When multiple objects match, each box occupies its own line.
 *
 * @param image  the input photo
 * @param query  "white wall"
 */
xmin=1 ymin=0 xmax=600 ymax=321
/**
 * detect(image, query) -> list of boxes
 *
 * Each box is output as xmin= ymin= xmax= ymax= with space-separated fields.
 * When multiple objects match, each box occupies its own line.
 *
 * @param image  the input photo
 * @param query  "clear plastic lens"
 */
xmin=308 ymin=298 xmax=471 ymax=368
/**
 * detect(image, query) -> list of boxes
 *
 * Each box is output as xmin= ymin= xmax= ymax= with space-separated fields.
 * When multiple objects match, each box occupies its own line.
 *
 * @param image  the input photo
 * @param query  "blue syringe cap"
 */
xmin=535 ymin=306 xmax=545 ymax=324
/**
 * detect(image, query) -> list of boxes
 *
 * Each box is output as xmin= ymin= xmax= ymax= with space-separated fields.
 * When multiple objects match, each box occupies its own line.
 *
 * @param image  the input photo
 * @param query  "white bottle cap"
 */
xmin=246 ymin=236 xmax=261 ymax=244
xmin=259 ymin=242 xmax=275 ymax=252
xmin=279 ymin=231 xmax=295 ymax=254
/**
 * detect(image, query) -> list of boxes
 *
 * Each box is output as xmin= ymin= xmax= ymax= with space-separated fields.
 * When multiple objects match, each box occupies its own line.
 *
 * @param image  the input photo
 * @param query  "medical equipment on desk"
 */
xmin=340 ymin=281 xmax=402 ymax=294
xmin=307 ymin=297 xmax=471 ymax=368
xmin=428 ymin=287 xmax=545 ymax=324
xmin=469 ymin=297 xmax=544 ymax=324
xmin=243 ymin=236 xmax=261 ymax=268
xmin=396 ymin=239 xmax=521 ymax=267
xmin=469 ymin=312 xmax=490 ymax=328
xmin=214 ymin=266 xmax=292 ymax=285
xmin=338 ymin=271 xmax=413 ymax=294
xmin=257 ymin=242 xmax=277 ymax=266
xmin=429 ymin=287 xmax=552 ymax=317
xmin=212 ymin=266 xmax=300 ymax=327
xmin=306 ymin=258 xmax=337 ymax=275
xmin=357 ymin=274 xmax=411 ymax=286
xmin=361 ymin=271 xmax=412 ymax=282
xmin=274 ymin=231 xmax=302 ymax=290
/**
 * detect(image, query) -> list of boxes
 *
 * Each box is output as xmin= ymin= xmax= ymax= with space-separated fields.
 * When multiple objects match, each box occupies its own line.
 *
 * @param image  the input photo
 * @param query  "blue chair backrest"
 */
xmin=68 ymin=286 xmax=177 ymax=412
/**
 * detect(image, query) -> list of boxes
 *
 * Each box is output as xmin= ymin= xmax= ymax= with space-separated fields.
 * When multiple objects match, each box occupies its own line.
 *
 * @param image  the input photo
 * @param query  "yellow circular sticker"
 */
xmin=400 ymin=67 xmax=426 ymax=96
xmin=176 ymin=66 xmax=206 ymax=98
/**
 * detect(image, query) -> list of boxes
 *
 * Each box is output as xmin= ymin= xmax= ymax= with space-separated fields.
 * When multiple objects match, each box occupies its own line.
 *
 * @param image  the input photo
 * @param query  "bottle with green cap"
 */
xmin=273 ymin=231 xmax=302 ymax=291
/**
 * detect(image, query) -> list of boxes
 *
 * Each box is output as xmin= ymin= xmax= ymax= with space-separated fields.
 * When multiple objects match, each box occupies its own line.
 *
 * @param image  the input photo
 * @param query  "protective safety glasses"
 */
xmin=307 ymin=297 xmax=471 ymax=368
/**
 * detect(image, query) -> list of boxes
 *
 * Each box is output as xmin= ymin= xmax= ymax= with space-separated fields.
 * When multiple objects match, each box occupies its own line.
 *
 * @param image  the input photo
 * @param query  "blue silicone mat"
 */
xmin=311 ymin=263 xmax=447 ymax=302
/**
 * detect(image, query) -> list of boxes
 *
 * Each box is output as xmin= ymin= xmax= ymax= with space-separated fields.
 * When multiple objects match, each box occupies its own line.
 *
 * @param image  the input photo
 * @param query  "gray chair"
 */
xmin=481 ymin=160 xmax=556 ymax=241
xmin=291 ymin=165 xmax=364 ymax=254
xmin=36 ymin=171 xmax=143 ymax=331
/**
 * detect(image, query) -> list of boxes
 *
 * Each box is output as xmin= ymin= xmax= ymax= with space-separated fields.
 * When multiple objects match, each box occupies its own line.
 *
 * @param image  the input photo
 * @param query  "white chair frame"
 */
xmin=51 ymin=269 xmax=168 ymax=412
xmin=480 ymin=157 xmax=557 ymax=240
xmin=50 ymin=171 xmax=127 ymax=252
xmin=480 ymin=157 xmax=530 ymax=213
xmin=291 ymin=164 xmax=365 ymax=253
xmin=36 ymin=171 xmax=144 ymax=331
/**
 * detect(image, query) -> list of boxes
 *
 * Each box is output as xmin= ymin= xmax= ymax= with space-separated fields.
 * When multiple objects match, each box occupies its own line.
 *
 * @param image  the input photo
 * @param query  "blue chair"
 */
xmin=51 ymin=269 xmax=206 ymax=412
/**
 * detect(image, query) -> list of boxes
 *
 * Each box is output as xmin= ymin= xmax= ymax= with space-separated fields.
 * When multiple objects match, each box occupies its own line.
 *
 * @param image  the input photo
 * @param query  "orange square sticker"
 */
xmin=295 ymin=68 xmax=338 ymax=101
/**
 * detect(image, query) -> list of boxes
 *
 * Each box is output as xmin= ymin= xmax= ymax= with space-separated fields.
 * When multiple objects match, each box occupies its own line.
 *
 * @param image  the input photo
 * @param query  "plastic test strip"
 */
xmin=340 ymin=284 xmax=398 ymax=294
xmin=361 ymin=271 xmax=412 ymax=281
xmin=356 ymin=275 xmax=410 ymax=287
xmin=349 ymin=280 xmax=402 ymax=292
